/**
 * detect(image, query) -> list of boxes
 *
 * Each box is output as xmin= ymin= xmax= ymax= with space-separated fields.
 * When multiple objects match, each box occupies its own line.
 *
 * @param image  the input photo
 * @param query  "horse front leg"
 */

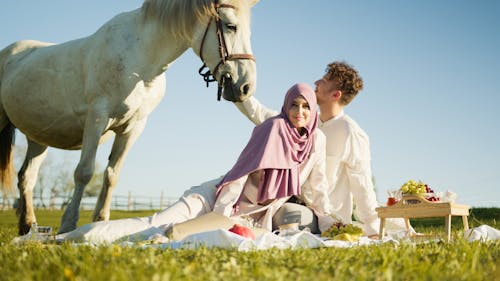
xmin=58 ymin=110 xmax=108 ymax=234
xmin=16 ymin=140 xmax=48 ymax=235
xmin=93 ymin=119 xmax=147 ymax=222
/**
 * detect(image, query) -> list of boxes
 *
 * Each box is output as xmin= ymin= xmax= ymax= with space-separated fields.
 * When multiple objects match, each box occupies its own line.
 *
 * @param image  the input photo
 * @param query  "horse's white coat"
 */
xmin=0 ymin=0 xmax=257 ymax=234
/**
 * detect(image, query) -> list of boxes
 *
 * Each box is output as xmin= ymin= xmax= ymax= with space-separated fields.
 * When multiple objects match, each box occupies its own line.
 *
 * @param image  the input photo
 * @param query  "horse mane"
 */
xmin=141 ymin=0 xmax=250 ymax=41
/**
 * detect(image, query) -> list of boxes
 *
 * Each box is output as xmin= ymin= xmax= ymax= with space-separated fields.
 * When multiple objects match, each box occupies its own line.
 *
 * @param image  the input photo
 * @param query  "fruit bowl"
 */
xmin=403 ymin=193 xmax=440 ymax=202
xmin=402 ymin=194 xmax=427 ymax=204
xmin=401 ymin=194 xmax=442 ymax=205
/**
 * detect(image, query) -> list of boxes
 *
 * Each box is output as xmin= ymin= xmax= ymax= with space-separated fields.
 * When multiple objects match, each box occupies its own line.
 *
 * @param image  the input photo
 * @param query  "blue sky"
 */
xmin=1 ymin=1 xmax=499 ymax=207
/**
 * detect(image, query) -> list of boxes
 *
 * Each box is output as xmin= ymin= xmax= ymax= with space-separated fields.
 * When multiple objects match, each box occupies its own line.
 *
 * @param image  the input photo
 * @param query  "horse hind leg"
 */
xmin=16 ymin=140 xmax=48 ymax=235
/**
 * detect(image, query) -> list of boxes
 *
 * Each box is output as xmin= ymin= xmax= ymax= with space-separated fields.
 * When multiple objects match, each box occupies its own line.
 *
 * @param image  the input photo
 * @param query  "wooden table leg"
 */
xmin=379 ymin=218 xmax=386 ymax=240
xmin=462 ymin=216 xmax=469 ymax=231
xmin=404 ymin=218 xmax=411 ymax=236
xmin=445 ymin=215 xmax=452 ymax=242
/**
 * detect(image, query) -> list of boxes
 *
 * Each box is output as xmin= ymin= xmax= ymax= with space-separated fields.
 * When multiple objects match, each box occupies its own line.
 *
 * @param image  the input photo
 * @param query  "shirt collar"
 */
xmin=319 ymin=110 xmax=344 ymax=127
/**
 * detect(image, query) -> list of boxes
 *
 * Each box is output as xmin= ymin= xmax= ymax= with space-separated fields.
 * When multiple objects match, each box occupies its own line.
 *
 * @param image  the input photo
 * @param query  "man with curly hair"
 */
xmin=235 ymin=61 xmax=381 ymax=236
xmin=312 ymin=61 xmax=379 ymax=236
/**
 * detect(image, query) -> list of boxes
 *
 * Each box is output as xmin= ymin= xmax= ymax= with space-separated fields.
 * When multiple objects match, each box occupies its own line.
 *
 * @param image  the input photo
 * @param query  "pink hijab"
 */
xmin=216 ymin=83 xmax=318 ymax=205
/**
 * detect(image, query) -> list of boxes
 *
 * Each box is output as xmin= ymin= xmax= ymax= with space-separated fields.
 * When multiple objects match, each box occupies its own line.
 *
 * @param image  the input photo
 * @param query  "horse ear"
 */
xmin=248 ymin=0 xmax=260 ymax=7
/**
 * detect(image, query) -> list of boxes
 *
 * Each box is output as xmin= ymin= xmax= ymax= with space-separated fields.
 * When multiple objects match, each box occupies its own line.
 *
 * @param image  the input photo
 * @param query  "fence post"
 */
xmin=49 ymin=189 xmax=55 ymax=211
xmin=128 ymin=191 xmax=132 ymax=211
xmin=160 ymin=191 xmax=164 ymax=210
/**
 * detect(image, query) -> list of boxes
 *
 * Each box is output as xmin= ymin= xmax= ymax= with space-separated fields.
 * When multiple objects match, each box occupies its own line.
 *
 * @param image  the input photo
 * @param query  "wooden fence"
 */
xmin=0 ymin=191 xmax=179 ymax=211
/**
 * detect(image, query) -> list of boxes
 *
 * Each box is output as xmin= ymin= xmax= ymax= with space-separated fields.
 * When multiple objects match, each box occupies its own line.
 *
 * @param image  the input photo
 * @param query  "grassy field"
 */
xmin=0 ymin=208 xmax=499 ymax=281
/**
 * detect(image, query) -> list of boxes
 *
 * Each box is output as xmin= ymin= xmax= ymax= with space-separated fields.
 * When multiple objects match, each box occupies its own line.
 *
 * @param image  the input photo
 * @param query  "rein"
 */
xmin=198 ymin=0 xmax=256 ymax=101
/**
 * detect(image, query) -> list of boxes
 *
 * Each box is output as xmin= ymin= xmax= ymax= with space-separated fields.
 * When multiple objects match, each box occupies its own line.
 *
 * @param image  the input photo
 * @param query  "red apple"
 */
xmin=228 ymin=224 xmax=255 ymax=240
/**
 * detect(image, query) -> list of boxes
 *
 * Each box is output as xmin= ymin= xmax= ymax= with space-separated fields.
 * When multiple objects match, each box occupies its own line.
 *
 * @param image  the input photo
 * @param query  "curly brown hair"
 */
xmin=324 ymin=62 xmax=363 ymax=105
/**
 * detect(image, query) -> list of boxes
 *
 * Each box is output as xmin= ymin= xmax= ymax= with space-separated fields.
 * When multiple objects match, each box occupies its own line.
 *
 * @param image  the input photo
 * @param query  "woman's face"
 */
xmin=287 ymin=95 xmax=311 ymax=130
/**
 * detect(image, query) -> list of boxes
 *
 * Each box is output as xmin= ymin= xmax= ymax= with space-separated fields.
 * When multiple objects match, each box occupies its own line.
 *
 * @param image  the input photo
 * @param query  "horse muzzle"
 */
xmin=221 ymin=73 xmax=253 ymax=102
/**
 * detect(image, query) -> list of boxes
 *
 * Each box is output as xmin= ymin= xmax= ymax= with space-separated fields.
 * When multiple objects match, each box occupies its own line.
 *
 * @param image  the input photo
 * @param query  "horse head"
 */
xmin=193 ymin=0 xmax=258 ymax=102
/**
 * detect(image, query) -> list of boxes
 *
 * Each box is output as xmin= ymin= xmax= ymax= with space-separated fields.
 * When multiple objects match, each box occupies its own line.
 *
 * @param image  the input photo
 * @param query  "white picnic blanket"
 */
xmin=121 ymin=224 xmax=500 ymax=250
xmin=463 ymin=225 xmax=500 ymax=242
xmin=119 ymin=229 xmax=398 ymax=251
xmin=13 ymin=225 xmax=500 ymax=250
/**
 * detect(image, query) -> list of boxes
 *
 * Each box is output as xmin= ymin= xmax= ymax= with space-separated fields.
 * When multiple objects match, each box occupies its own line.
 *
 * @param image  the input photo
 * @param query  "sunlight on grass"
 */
xmin=1 ymin=209 xmax=499 ymax=281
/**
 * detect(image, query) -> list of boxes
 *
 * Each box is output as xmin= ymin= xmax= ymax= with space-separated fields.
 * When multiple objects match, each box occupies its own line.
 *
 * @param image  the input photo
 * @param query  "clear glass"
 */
xmin=386 ymin=190 xmax=402 ymax=206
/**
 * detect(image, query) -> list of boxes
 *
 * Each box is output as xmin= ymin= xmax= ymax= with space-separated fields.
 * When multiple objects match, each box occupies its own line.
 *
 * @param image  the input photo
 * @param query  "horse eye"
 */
xmin=226 ymin=23 xmax=237 ymax=32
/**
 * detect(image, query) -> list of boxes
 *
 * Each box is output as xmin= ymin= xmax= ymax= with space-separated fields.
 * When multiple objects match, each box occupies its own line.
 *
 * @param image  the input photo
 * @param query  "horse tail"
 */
xmin=0 ymin=122 xmax=15 ymax=194
xmin=0 ymin=44 xmax=18 ymax=194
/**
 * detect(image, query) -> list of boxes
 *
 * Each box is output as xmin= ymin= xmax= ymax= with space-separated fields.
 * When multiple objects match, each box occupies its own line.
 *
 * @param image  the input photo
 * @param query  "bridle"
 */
xmin=198 ymin=0 xmax=256 ymax=101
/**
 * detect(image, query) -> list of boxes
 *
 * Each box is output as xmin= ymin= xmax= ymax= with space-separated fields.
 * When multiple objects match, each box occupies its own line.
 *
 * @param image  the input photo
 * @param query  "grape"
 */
xmin=399 ymin=180 xmax=440 ymax=202
xmin=321 ymin=221 xmax=363 ymax=238
xmin=400 ymin=180 xmax=427 ymax=195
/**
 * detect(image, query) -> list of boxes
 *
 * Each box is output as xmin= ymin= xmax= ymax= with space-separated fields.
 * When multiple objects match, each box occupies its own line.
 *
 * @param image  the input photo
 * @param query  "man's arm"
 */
xmin=344 ymin=131 xmax=380 ymax=236
xmin=235 ymin=96 xmax=279 ymax=126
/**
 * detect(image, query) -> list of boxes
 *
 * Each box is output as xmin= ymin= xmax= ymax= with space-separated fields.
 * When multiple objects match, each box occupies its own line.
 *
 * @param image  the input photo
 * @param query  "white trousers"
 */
xmin=56 ymin=178 xmax=220 ymax=243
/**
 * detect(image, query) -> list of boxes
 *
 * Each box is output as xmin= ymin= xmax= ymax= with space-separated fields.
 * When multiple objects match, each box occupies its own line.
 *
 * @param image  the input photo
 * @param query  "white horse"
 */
xmin=0 ymin=0 xmax=258 ymax=235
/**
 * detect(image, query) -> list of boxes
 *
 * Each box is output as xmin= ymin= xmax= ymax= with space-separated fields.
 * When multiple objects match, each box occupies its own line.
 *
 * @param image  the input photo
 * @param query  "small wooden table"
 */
xmin=376 ymin=195 xmax=470 ymax=241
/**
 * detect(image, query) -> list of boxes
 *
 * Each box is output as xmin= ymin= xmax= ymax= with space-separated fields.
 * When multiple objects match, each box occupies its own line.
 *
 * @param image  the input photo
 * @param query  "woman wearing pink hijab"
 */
xmin=55 ymin=83 xmax=334 ymax=243
xmin=212 ymin=83 xmax=333 ymax=231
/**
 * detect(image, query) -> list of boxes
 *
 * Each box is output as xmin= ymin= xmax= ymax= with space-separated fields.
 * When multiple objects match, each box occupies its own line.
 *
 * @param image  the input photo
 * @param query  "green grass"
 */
xmin=1 ymin=209 xmax=499 ymax=281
